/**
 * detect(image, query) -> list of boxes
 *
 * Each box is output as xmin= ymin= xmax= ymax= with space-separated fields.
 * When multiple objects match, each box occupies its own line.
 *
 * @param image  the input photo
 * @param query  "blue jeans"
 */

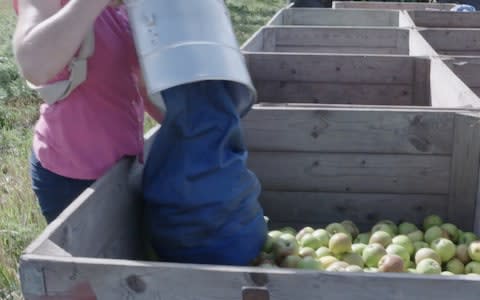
xmin=30 ymin=151 xmax=95 ymax=223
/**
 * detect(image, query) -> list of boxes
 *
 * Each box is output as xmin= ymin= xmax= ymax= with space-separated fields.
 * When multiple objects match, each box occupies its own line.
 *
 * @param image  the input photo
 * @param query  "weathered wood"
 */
xmin=19 ymin=255 xmax=480 ymax=300
xmin=248 ymin=27 xmax=410 ymax=55
xmin=443 ymin=57 xmax=480 ymax=97
xmin=242 ymin=108 xmax=454 ymax=155
xmin=260 ymin=191 xmax=447 ymax=231
xmin=419 ymin=28 xmax=480 ymax=56
xmin=429 ymin=57 xmax=480 ymax=108
xmin=448 ymin=113 xmax=480 ymax=231
xmin=332 ymin=1 xmax=456 ymax=11
xmin=269 ymin=8 xmax=400 ymax=27
xmin=409 ymin=11 xmax=480 ymax=28
xmin=413 ymin=57 xmax=431 ymax=106
xmin=247 ymin=152 xmax=451 ymax=194
xmin=241 ymin=27 xmax=265 ymax=52
xmin=34 ymin=239 xmax=72 ymax=257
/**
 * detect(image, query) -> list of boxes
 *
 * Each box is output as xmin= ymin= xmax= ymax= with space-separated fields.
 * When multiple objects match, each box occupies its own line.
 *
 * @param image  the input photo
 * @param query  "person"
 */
xmin=12 ymin=0 xmax=163 ymax=223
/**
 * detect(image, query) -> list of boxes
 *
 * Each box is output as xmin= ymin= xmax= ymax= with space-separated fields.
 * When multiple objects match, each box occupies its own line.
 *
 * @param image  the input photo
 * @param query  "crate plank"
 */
xmin=260 ymin=191 xmax=447 ymax=231
xmin=419 ymin=29 xmax=480 ymax=56
xmin=332 ymin=1 xmax=456 ymax=11
xmin=254 ymin=27 xmax=409 ymax=55
xmin=19 ymin=255 xmax=480 ymax=300
xmin=443 ymin=57 xmax=480 ymax=92
xmin=409 ymin=11 xmax=480 ymax=28
xmin=242 ymin=108 xmax=454 ymax=155
xmin=448 ymin=113 xmax=480 ymax=231
xmin=248 ymin=152 xmax=450 ymax=194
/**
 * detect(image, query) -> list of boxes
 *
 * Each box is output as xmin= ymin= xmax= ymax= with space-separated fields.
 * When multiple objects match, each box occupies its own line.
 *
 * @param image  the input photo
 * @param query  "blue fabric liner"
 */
xmin=142 ymin=81 xmax=267 ymax=265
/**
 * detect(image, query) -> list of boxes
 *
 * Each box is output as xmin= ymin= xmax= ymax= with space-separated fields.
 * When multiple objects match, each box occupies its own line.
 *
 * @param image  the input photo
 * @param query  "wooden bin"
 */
xmin=332 ymin=1 xmax=456 ymax=11
xmin=408 ymin=11 xmax=480 ymax=28
xmin=418 ymin=28 xmax=480 ymax=56
xmin=19 ymin=105 xmax=480 ymax=300
xmin=242 ymin=26 xmax=411 ymax=55
xmin=267 ymin=7 xmax=402 ymax=27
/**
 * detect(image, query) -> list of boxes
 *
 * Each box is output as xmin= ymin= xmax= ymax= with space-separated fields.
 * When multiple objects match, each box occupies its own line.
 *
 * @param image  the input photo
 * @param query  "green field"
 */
xmin=0 ymin=0 xmax=286 ymax=298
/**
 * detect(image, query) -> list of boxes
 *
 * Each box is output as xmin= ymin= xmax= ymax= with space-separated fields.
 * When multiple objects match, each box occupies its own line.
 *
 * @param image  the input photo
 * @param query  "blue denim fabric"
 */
xmin=30 ymin=151 xmax=95 ymax=223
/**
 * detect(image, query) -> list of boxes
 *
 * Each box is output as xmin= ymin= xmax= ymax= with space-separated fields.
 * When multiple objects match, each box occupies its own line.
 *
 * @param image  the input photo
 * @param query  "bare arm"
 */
xmin=12 ymin=0 xmax=112 ymax=85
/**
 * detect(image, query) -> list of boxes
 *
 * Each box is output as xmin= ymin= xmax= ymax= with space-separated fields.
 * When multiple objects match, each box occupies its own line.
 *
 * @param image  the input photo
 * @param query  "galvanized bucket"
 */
xmin=124 ymin=0 xmax=257 ymax=116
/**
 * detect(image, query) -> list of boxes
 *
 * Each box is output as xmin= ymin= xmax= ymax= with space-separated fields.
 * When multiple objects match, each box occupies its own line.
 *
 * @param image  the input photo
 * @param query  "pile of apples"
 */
xmin=254 ymin=215 xmax=480 ymax=275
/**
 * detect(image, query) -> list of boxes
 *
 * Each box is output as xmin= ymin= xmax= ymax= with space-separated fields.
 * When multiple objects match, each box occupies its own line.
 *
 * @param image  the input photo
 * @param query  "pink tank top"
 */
xmin=30 ymin=4 xmax=147 ymax=180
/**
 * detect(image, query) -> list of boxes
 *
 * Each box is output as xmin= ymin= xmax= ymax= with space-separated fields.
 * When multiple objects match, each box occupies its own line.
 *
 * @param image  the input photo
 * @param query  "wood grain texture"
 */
xmin=409 ymin=11 xmax=480 ymax=28
xmin=419 ymin=29 xmax=480 ymax=56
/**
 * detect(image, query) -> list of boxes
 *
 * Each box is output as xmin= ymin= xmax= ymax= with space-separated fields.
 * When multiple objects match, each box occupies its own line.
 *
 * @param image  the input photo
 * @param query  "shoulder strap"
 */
xmin=27 ymin=28 xmax=95 ymax=105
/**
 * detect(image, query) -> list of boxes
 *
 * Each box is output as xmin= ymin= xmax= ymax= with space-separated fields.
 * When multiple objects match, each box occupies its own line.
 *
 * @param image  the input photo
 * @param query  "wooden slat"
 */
xmin=281 ymin=8 xmax=400 ymax=27
xmin=260 ymin=191 xmax=448 ymax=231
xmin=248 ymin=152 xmax=450 ymax=194
xmin=20 ymin=255 xmax=480 ymax=300
xmin=412 ymin=57 xmax=431 ymax=106
xmin=260 ymin=27 xmax=409 ymax=55
xmin=332 ymin=1 xmax=456 ymax=11
xmin=419 ymin=29 xmax=480 ymax=56
xmin=255 ymin=81 xmax=414 ymax=105
xmin=448 ymin=113 xmax=480 ymax=231
xmin=242 ymin=108 xmax=454 ymax=155
xmin=409 ymin=11 xmax=480 ymax=28
xmin=246 ymin=53 xmax=421 ymax=84
xmin=241 ymin=28 xmax=265 ymax=52
xmin=443 ymin=57 xmax=480 ymax=88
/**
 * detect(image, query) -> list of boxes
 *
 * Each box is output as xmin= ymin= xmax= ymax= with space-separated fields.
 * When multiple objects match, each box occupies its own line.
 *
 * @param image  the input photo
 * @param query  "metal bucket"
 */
xmin=124 ymin=0 xmax=257 ymax=116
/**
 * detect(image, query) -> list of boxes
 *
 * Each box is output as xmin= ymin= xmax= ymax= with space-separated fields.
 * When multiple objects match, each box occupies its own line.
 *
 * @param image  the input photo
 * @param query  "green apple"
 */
xmin=376 ymin=220 xmax=398 ymax=235
xmin=369 ymin=231 xmax=392 ymax=247
xmin=351 ymin=243 xmax=367 ymax=256
xmin=398 ymin=222 xmax=418 ymax=235
xmin=363 ymin=243 xmax=387 ymax=268
xmin=364 ymin=267 xmax=379 ymax=273
xmin=281 ymin=227 xmax=297 ymax=236
xmin=456 ymin=244 xmax=471 ymax=264
xmin=392 ymin=235 xmax=415 ymax=256
xmin=459 ymin=232 xmax=478 ymax=245
xmin=424 ymin=226 xmax=448 ymax=244
xmin=386 ymin=244 xmax=410 ymax=268
xmin=273 ymin=233 xmax=299 ymax=258
xmin=415 ymin=248 xmax=441 ymax=265
xmin=468 ymin=241 xmax=480 ymax=262
xmin=431 ymin=238 xmax=456 ymax=263
xmin=268 ymin=230 xmax=283 ymax=239
xmin=296 ymin=226 xmax=314 ymax=242
xmin=318 ymin=255 xmax=338 ymax=269
xmin=441 ymin=223 xmax=459 ymax=243
xmin=326 ymin=223 xmax=350 ymax=237
xmin=355 ymin=232 xmax=371 ymax=244
xmin=298 ymin=247 xmax=316 ymax=258
xmin=371 ymin=224 xmax=395 ymax=238
xmin=441 ymin=271 xmax=455 ymax=276
xmin=259 ymin=261 xmax=277 ymax=268
xmin=414 ymin=241 xmax=429 ymax=253
xmin=416 ymin=258 xmax=441 ymax=274
xmin=315 ymin=246 xmax=332 ymax=258
xmin=326 ymin=261 xmax=349 ymax=272
xmin=465 ymin=261 xmax=480 ymax=274
xmin=378 ymin=254 xmax=405 ymax=273
xmin=408 ymin=268 xmax=418 ymax=274
xmin=329 ymin=233 xmax=352 ymax=256
xmin=311 ymin=229 xmax=331 ymax=248
xmin=345 ymin=265 xmax=363 ymax=272
xmin=423 ymin=215 xmax=443 ymax=231
xmin=407 ymin=230 xmax=424 ymax=243
xmin=300 ymin=233 xmax=323 ymax=250
xmin=297 ymin=256 xmax=322 ymax=270
xmin=446 ymin=258 xmax=465 ymax=274
xmin=340 ymin=252 xmax=364 ymax=268
xmin=341 ymin=220 xmax=359 ymax=239
xmin=262 ymin=235 xmax=275 ymax=253
xmin=280 ymin=255 xmax=301 ymax=268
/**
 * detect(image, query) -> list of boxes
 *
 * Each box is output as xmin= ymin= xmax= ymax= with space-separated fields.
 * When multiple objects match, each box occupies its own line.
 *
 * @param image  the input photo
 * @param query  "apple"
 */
xmin=408 ymin=268 xmax=418 ymax=274
xmin=416 ymin=258 xmax=441 ymax=274
xmin=415 ymin=248 xmax=441 ymax=265
xmin=392 ymin=235 xmax=415 ymax=256
xmin=351 ymin=243 xmax=367 ymax=256
xmin=446 ymin=258 xmax=465 ymax=274
xmin=281 ymin=227 xmax=297 ymax=236
xmin=318 ymin=256 xmax=339 ymax=269
xmin=311 ymin=229 xmax=331 ymax=248
xmin=280 ymin=255 xmax=301 ymax=268
xmin=456 ymin=244 xmax=471 ymax=264
xmin=398 ymin=222 xmax=418 ymax=235
xmin=340 ymin=252 xmax=364 ymax=268
xmin=465 ymin=261 xmax=480 ymax=274
xmin=326 ymin=261 xmax=349 ymax=272
xmin=363 ymin=243 xmax=387 ymax=268
xmin=268 ymin=230 xmax=283 ymax=239
xmin=441 ymin=223 xmax=459 ymax=242
xmin=376 ymin=220 xmax=398 ymax=235
xmin=459 ymin=232 xmax=478 ymax=245
xmin=298 ymin=247 xmax=316 ymax=258
xmin=441 ymin=271 xmax=454 ymax=276
xmin=355 ymin=232 xmax=371 ymax=244
xmin=378 ymin=254 xmax=404 ymax=273
xmin=407 ymin=230 xmax=424 ymax=243
xmin=371 ymin=224 xmax=395 ymax=238
xmin=386 ymin=244 xmax=410 ymax=268
xmin=468 ymin=241 xmax=480 ymax=262
xmin=369 ymin=231 xmax=392 ymax=247
xmin=414 ymin=241 xmax=429 ymax=253
xmin=364 ymin=267 xmax=379 ymax=273
xmin=345 ymin=265 xmax=363 ymax=272
xmin=315 ymin=246 xmax=332 ymax=258
xmin=423 ymin=215 xmax=443 ymax=231
xmin=326 ymin=223 xmax=350 ymax=237
xmin=300 ymin=233 xmax=323 ymax=250
xmin=329 ymin=233 xmax=352 ymax=255
xmin=431 ymin=238 xmax=456 ymax=263
xmin=297 ymin=256 xmax=322 ymax=270
xmin=262 ymin=235 xmax=275 ymax=253
xmin=341 ymin=220 xmax=359 ymax=239
xmin=273 ymin=233 xmax=299 ymax=258
xmin=296 ymin=227 xmax=314 ymax=242
xmin=424 ymin=226 xmax=448 ymax=244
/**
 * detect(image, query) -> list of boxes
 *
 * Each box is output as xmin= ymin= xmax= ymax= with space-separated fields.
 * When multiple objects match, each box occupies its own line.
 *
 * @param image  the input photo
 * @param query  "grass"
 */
xmin=0 ymin=0 xmax=286 ymax=298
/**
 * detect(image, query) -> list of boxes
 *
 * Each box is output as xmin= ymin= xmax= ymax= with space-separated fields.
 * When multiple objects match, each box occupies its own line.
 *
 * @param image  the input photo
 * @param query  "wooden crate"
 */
xmin=267 ymin=7 xmax=402 ymax=27
xmin=19 ymin=106 xmax=480 ymax=300
xmin=332 ymin=1 xmax=456 ymax=11
xmin=442 ymin=56 xmax=480 ymax=97
xmin=242 ymin=26 xmax=411 ymax=55
xmin=418 ymin=28 xmax=480 ymax=56
xmin=408 ymin=11 xmax=480 ymax=28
